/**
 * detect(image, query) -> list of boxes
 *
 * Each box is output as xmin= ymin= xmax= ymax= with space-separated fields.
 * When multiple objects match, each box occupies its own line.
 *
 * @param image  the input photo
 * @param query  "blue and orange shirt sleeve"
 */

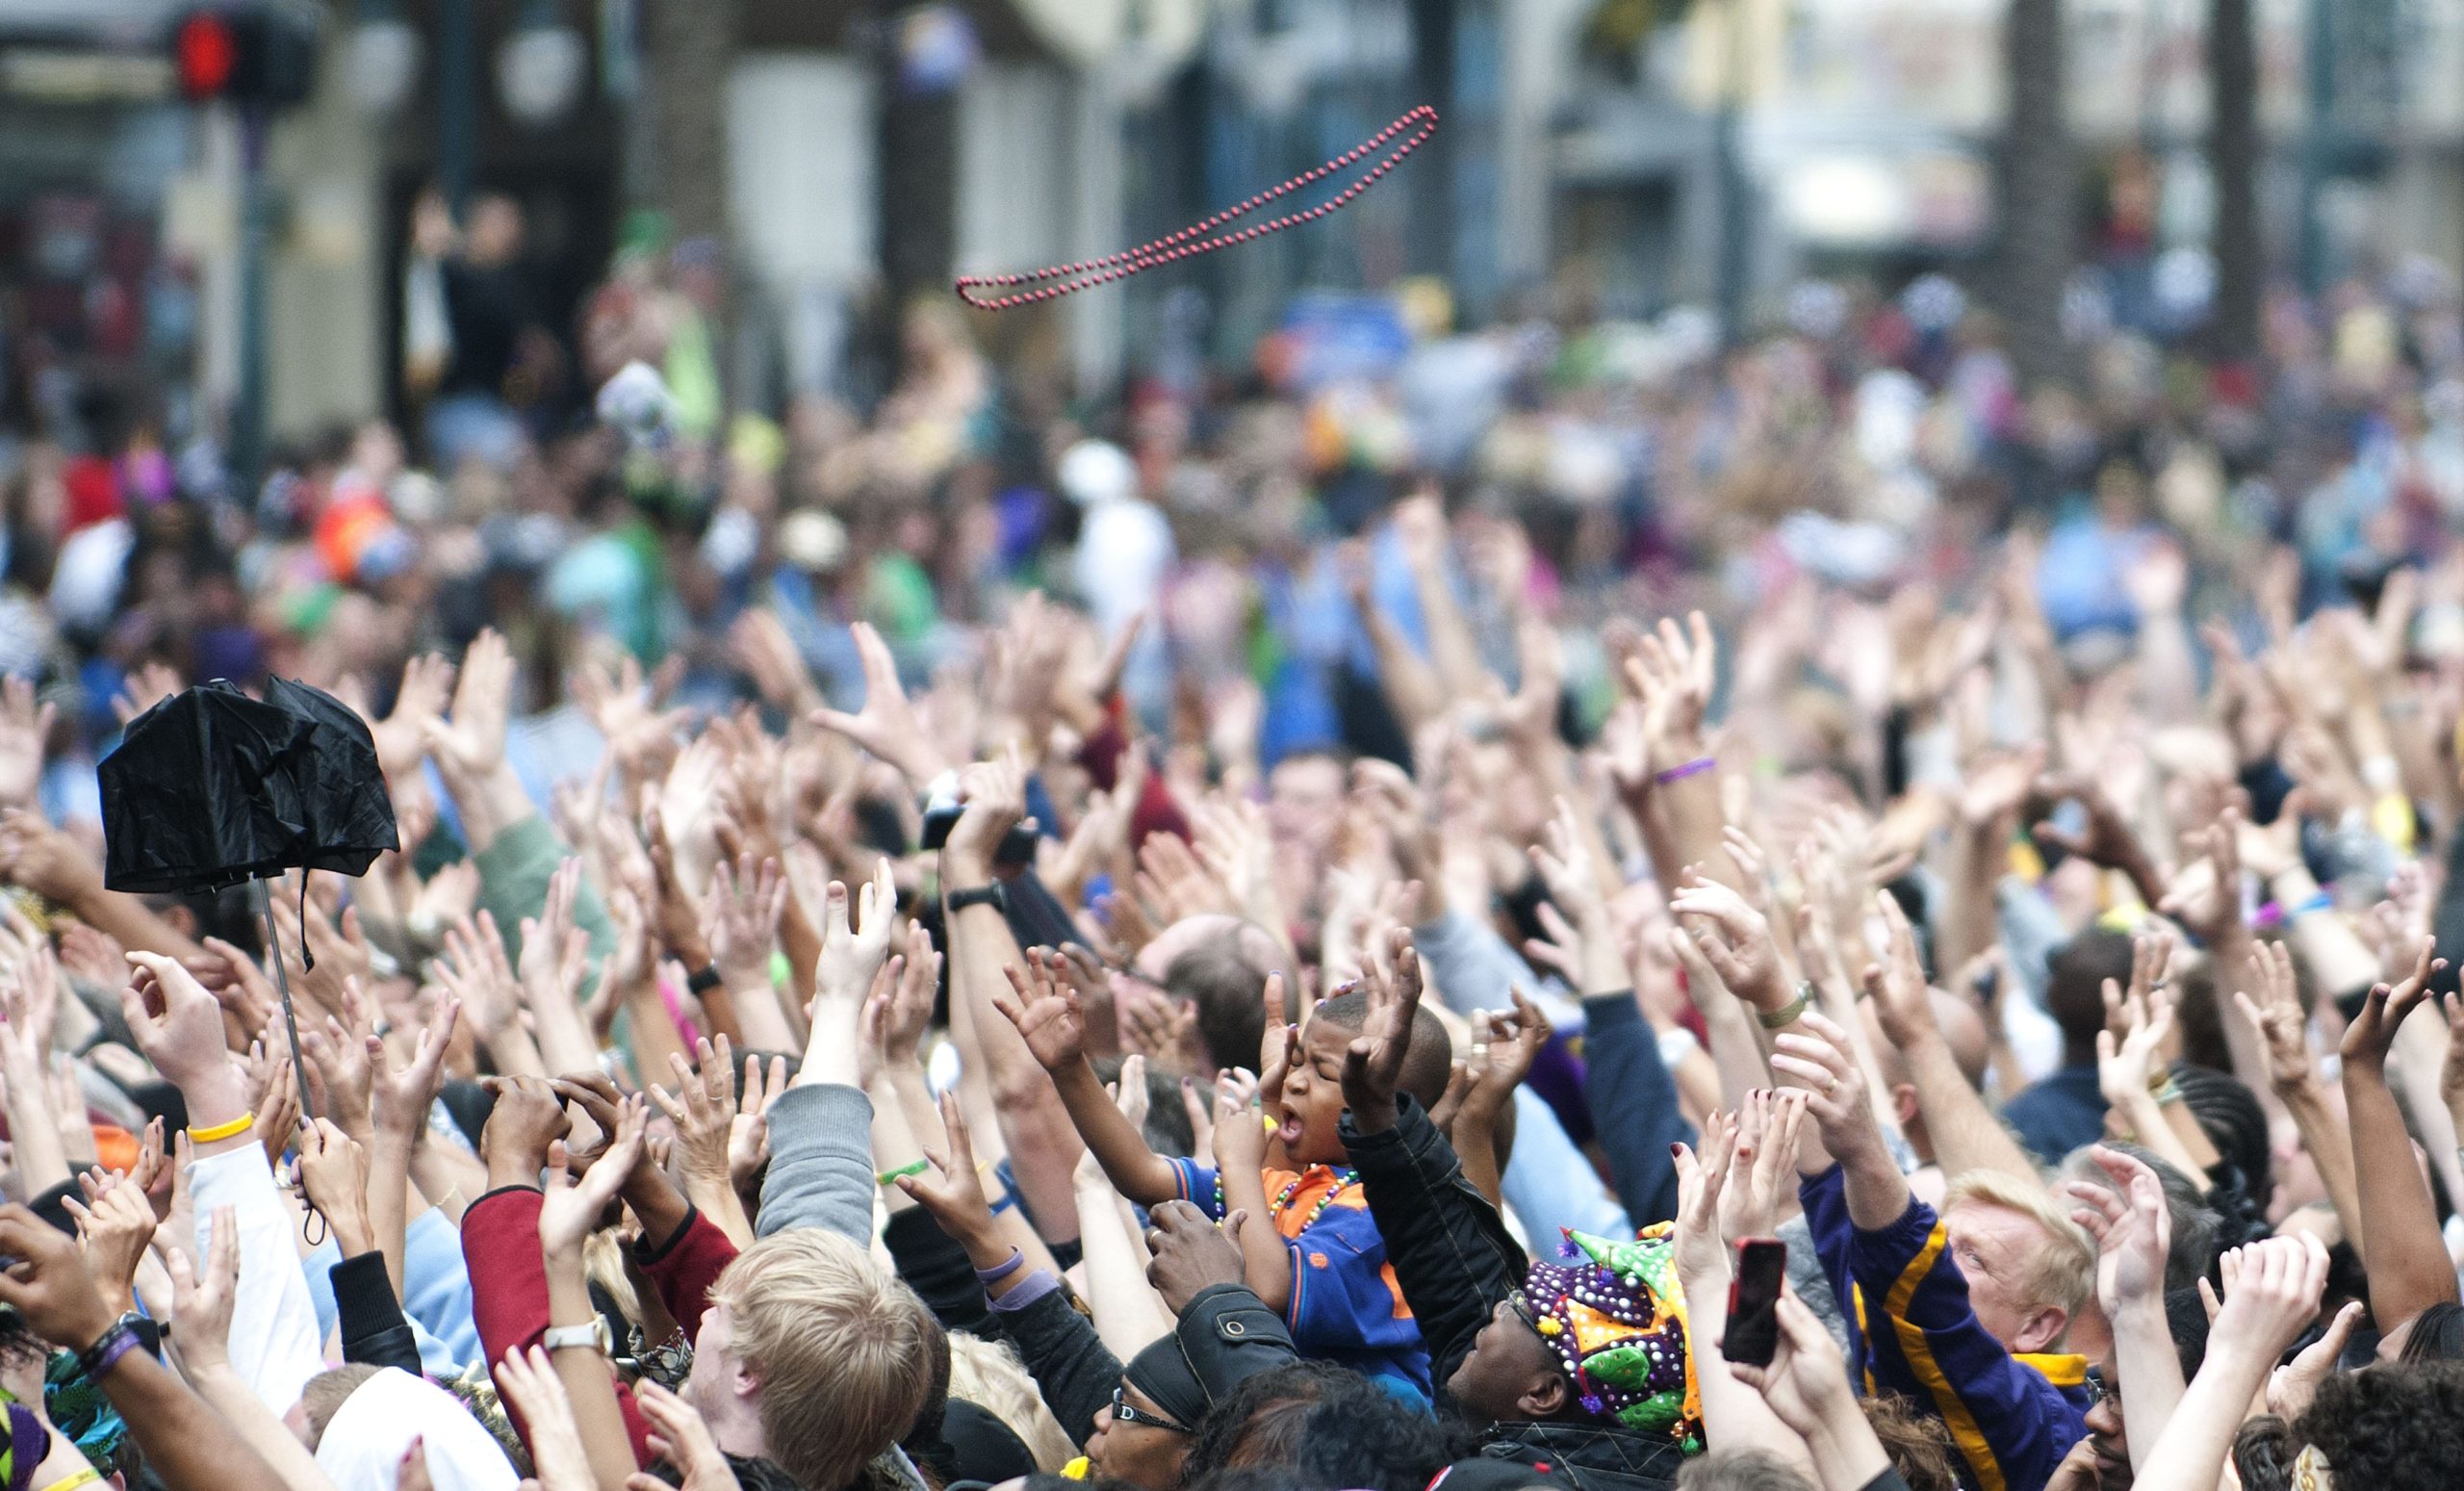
xmin=1166 ymin=1157 xmax=1224 ymax=1218
xmin=1845 ymin=1188 xmax=2090 ymax=1491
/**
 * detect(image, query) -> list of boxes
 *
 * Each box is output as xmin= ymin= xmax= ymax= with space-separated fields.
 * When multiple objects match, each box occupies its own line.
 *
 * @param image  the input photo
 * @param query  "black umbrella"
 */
xmin=100 ymin=679 xmax=399 ymax=1122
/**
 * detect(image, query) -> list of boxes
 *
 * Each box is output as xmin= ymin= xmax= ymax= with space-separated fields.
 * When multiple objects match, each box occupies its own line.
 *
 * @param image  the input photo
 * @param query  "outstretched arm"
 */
xmin=994 ymin=948 xmax=1177 ymax=1206
xmin=2340 ymin=940 xmax=2461 ymax=1336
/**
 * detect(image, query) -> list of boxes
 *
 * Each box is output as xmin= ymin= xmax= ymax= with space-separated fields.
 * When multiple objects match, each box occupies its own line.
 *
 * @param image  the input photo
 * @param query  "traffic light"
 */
xmin=172 ymin=2 xmax=321 ymax=110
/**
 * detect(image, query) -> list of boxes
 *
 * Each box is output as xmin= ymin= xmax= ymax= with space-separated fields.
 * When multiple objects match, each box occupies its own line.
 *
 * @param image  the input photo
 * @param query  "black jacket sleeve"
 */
xmin=988 ymin=1285 xmax=1121 ymax=1450
xmin=331 ymin=1250 xmax=426 ymax=1375
xmin=883 ymin=1207 xmax=994 ymax=1337
xmin=1340 ymin=1095 xmax=1528 ymax=1396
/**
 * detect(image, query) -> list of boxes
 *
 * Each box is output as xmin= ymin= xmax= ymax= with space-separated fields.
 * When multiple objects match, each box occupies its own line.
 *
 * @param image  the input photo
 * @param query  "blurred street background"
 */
xmin=6 ymin=1 xmax=2459 ymax=472
xmin=1 ymin=0 xmax=2462 ymax=777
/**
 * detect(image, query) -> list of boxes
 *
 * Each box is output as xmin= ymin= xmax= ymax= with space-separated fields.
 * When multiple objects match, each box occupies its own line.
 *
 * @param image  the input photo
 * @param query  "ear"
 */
xmin=2014 ymin=1304 xmax=2068 ymax=1356
xmin=1518 ymin=1369 xmax=1571 ymax=1421
xmin=732 ymin=1357 xmax=763 ymax=1402
xmin=1892 ymin=1085 xmax=1919 ymax=1129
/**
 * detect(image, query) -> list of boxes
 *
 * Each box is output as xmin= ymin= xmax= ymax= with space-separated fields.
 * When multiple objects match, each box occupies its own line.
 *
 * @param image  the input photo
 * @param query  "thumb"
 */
xmin=1221 ymin=1209 xmax=1247 ymax=1246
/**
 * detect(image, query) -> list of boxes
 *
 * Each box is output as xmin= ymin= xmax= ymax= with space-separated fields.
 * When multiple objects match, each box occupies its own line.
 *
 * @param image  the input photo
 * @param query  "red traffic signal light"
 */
xmin=168 ymin=4 xmax=320 ymax=110
xmin=174 ymin=13 xmax=239 ymax=100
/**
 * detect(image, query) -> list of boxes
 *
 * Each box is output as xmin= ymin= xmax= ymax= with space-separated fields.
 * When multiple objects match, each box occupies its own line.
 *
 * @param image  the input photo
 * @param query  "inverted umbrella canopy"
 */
xmin=99 ymin=679 xmax=398 ymax=894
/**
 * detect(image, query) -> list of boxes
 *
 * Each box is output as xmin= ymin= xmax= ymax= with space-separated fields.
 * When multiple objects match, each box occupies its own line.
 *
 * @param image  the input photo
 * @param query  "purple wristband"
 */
xmin=974 ymin=1247 xmax=1026 ymax=1285
xmin=75 ymin=1322 xmax=142 ymax=1381
xmin=1652 ymin=757 xmax=1715 ymax=786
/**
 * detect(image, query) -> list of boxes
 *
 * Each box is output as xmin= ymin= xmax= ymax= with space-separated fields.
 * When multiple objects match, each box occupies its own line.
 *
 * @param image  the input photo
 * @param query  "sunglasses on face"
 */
xmin=1111 ymin=1386 xmax=1191 ymax=1435
xmin=1506 ymin=1289 xmax=1541 ymax=1333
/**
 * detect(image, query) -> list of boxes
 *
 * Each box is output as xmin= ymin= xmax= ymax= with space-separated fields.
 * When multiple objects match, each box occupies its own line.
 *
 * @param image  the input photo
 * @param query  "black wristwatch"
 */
xmin=946 ymin=883 xmax=1008 ymax=914
xmin=685 ymin=964 xmax=724 ymax=994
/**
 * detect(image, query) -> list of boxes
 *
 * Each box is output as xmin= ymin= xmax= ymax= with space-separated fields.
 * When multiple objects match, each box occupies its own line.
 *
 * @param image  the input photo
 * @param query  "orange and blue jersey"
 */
xmin=1799 ymin=1164 xmax=2092 ymax=1491
xmin=1168 ymin=1156 xmax=1432 ymax=1406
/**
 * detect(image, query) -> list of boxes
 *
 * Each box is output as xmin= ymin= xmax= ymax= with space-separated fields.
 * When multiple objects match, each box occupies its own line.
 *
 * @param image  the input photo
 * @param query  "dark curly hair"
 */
xmin=2231 ymin=1415 xmax=2295 ymax=1491
xmin=1180 ymin=1362 xmax=1463 ymax=1491
xmin=2292 ymin=1361 xmax=2464 ymax=1491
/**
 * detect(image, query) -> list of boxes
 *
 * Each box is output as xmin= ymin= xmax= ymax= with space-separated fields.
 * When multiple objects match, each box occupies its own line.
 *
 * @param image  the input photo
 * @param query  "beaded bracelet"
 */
xmin=957 ymin=106 xmax=1439 ymax=310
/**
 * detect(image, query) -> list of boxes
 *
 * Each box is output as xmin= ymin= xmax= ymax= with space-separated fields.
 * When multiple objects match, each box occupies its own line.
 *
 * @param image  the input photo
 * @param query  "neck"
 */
xmin=706 ymin=1393 xmax=769 ymax=1466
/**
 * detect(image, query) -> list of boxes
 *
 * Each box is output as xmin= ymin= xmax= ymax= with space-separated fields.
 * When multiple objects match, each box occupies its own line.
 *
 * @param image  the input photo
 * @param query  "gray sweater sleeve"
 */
xmin=757 ymin=1084 xmax=878 ymax=1244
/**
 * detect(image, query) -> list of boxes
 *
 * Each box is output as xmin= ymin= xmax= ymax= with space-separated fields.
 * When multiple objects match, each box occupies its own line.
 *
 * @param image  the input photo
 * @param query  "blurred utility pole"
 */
xmin=2207 ymin=0 xmax=2260 ymax=364
xmin=1712 ymin=0 xmax=1749 ymax=347
xmin=875 ymin=2 xmax=958 ymax=329
xmin=1995 ymin=0 xmax=2072 ymax=391
xmin=437 ymin=0 xmax=476 ymax=210
xmin=644 ymin=0 xmax=736 ymax=244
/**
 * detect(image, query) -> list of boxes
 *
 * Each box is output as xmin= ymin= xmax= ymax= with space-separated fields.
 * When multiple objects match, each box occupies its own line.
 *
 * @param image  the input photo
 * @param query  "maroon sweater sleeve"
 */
xmin=634 ymin=1205 xmax=739 ymax=1345
xmin=463 ymin=1185 xmax=654 ymax=1467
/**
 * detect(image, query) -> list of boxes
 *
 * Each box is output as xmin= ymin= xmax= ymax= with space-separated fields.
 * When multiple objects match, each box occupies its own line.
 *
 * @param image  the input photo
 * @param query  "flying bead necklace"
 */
xmin=955 ymin=106 xmax=1439 ymax=311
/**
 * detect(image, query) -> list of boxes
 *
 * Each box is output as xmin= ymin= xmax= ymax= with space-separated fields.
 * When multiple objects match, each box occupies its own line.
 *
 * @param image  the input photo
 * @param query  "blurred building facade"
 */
xmin=0 ymin=0 xmax=2458 ymax=454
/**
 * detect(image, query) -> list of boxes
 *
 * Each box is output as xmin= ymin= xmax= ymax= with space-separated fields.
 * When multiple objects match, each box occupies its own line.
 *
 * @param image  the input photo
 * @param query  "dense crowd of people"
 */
xmin=0 ymin=218 xmax=2458 ymax=1491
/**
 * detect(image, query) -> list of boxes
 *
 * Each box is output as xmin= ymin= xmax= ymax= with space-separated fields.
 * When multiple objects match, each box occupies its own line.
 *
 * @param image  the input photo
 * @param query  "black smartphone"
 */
xmin=1724 ymin=1237 xmax=1787 ymax=1367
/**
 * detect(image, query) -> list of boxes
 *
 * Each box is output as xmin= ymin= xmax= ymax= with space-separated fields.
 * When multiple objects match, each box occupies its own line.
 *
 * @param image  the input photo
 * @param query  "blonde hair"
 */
xmin=1945 ymin=1170 xmax=2097 ymax=1324
xmin=945 ymin=1332 xmax=1076 ymax=1473
xmin=299 ymin=1364 xmax=383 ymax=1450
xmin=709 ymin=1229 xmax=937 ymax=1491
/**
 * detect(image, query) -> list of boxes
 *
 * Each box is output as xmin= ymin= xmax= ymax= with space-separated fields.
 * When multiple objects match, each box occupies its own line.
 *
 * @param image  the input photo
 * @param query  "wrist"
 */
xmin=178 ymin=1069 xmax=253 ymax=1141
xmin=941 ymin=851 xmax=995 ymax=888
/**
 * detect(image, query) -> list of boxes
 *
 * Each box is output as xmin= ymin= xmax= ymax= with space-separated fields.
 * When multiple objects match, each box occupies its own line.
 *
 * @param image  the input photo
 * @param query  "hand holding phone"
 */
xmin=1723 ymin=1237 xmax=1787 ymax=1368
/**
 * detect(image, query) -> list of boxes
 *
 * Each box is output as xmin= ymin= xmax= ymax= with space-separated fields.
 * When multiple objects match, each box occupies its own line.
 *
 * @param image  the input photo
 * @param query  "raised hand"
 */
xmin=121 ymin=952 xmax=246 ymax=1119
xmin=1861 ymin=888 xmax=1938 ymax=1046
xmin=2267 ymin=1298 xmax=2366 ymax=1422
xmin=294 ymin=1118 xmax=375 ymax=1255
xmin=493 ymin=1344 xmax=597 ymax=1491
xmin=992 ymin=947 xmax=1088 ymax=1072
xmin=2209 ymin=1234 xmax=2332 ymax=1364
xmin=1611 ymin=611 xmax=1717 ymax=792
xmin=1339 ymin=928 xmax=1424 ymax=1129
xmin=942 ymin=746 xmax=1029 ymax=883
xmin=2341 ymin=936 xmax=2441 ymax=1072
xmin=2061 ymin=1145 xmax=2171 ymax=1316
xmin=434 ymin=912 xmax=524 ymax=1052
xmin=538 ymin=1094 xmax=645 ymax=1259
xmin=372 ymin=996 xmax=459 ymax=1144
xmin=63 ymin=1169 xmax=156 ymax=1316
xmin=1720 ymin=1089 xmax=1808 ymax=1246
xmin=422 ymin=630 xmax=513 ymax=781
xmin=1670 ymin=873 xmax=1788 ymax=1012
xmin=706 ymin=853 xmax=788 ymax=991
xmin=1769 ymin=1011 xmax=1881 ymax=1165
xmin=2231 ymin=939 xmax=2313 ymax=1094
xmin=652 ymin=1037 xmax=742 ymax=1187
xmin=1671 ymin=1111 xmax=1738 ymax=1290
xmin=479 ymin=1073 xmax=571 ymax=1192
xmin=1724 ymin=1290 xmax=1864 ymax=1452
xmin=892 ymin=1092 xmax=1000 ymax=1258
xmin=163 ymin=1206 xmax=241 ymax=1375
xmin=371 ymin=653 xmax=454 ymax=784
xmin=808 ymin=622 xmax=947 ymax=788
xmin=1142 ymin=1199 xmax=1250 ymax=1315
xmin=628 ymin=1378 xmax=743 ymax=1491
xmin=2096 ymin=934 xmax=2177 ymax=1112
xmin=731 ymin=1051 xmax=785 ymax=1196
xmin=814 ymin=858 xmax=897 ymax=1009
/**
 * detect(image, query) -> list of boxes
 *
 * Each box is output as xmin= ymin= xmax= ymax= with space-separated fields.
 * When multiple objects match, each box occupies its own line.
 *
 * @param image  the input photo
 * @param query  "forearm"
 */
xmin=2133 ymin=1344 xmax=2269 ymax=1491
xmin=369 ymin=1136 xmax=414 ymax=1298
xmin=1054 ymin=1062 xmax=1177 ymax=1204
xmin=186 ymin=1363 xmax=336 ymax=1491
xmin=1838 ymin=1144 xmax=1915 ymax=1233
xmin=1935 ymin=829 xmax=2001 ymax=979
xmin=1799 ymin=1414 xmax=1893 ymax=1491
xmin=2109 ymin=1299 xmax=2187 ymax=1472
xmin=1907 ymin=1037 xmax=2040 ymax=1186
xmin=2281 ymin=1080 xmax=2364 ymax=1250
xmin=100 ymin=1352 xmax=288 ymax=1491
xmin=2389 ymin=1012 xmax=2464 ymax=1221
xmin=437 ymin=761 xmax=535 ymax=859
xmin=411 ymin=1141 xmax=483 ymax=1224
xmin=1408 ymin=559 xmax=1488 ymax=703
xmin=946 ymin=895 xmax=1082 ymax=1233
xmin=2343 ymin=1061 xmax=2461 ymax=1326
xmin=1680 ymin=1271 xmax=1816 ymax=1480
xmin=717 ymin=963 xmax=798 ymax=1054
xmin=2135 ymin=609 xmax=2198 ymax=726
xmin=64 ymin=882 xmax=207 ymax=964
xmin=1450 ymin=1096 xmax=1507 ymax=1206
xmin=621 ymin=977 xmax=690 ymax=1090
xmin=1362 ymin=610 xmax=1446 ymax=737
xmin=1624 ymin=769 xmax=1739 ymax=894
xmin=1220 ymin=1166 xmax=1291 ymax=1313
xmin=1071 ymin=1175 xmax=1176 ymax=1357
xmin=547 ymin=1254 xmax=642 ymax=1489
xmin=680 ymin=1161 xmax=754 ymax=1249
xmin=2113 ymin=1091 xmax=2209 ymax=1195
xmin=2 ymin=1057 xmax=69 ymax=1196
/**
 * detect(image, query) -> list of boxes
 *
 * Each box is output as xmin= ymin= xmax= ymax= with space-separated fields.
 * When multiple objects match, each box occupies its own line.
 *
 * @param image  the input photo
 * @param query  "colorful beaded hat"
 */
xmin=1522 ymin=1223 xmax=1702 ymax=1452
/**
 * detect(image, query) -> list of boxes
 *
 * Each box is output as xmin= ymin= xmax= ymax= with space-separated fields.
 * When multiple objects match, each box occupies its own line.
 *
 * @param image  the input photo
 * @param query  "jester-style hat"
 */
xmin=1523 ymin=1223 xmax=1702 ymax=1452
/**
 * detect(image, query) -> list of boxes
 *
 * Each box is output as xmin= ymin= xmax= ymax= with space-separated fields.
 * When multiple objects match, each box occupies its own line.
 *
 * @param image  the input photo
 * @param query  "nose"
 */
xmin=2085 ymin=1399 xmax=2122 ymax=1436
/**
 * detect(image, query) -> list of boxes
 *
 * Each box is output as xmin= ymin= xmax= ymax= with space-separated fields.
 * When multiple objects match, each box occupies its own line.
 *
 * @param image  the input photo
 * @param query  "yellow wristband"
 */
xmin=39 ymin=1471 xmax=103 ymax=1491
xmin=188 ymin=1111 xmax=256 ymax=1144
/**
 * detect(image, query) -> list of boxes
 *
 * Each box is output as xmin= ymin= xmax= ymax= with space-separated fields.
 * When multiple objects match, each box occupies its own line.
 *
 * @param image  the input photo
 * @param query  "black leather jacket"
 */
xmin=1338 ymin=1096 xmax=1687 ymax=1491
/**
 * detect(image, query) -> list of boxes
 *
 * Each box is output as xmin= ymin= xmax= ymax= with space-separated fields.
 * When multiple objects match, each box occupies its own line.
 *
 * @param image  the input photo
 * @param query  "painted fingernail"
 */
xmin=1669 ymin=1144 xmax=1683 ymax=1158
